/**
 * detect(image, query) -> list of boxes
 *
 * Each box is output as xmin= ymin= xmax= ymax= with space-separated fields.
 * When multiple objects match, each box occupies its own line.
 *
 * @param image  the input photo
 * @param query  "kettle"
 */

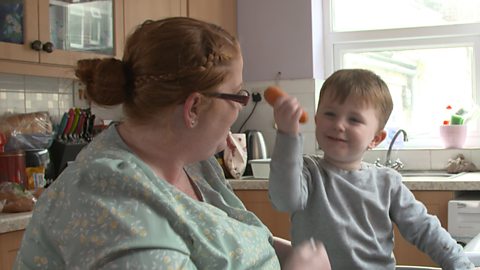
xmin=245 ymin=130 xmax=268 ymax=160
xmin=244 ymin=130 xmax=268 ymax=176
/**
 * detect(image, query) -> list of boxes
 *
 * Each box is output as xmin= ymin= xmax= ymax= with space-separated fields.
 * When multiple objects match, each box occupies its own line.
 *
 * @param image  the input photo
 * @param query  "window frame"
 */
xmin=322 ymin=0 xmax=480 ymax=148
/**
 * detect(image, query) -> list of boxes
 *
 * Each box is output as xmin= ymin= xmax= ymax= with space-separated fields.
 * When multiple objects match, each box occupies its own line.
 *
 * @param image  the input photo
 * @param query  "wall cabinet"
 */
xmin=123 ymin=0 xmax=237 ymax=40
xmin=0 ymin=0 xmax=124 ymax=67
xmin=0 ymin=230 xmax=24 ymax=270
xmin=187 ymin=0 xmax=237 ymax=37
xmin=123 ymin=0 xmax=187 ymax=44
xmin=0 ymin=0 xmax=236 ymax=78
xmin=0 ymin=0 xmax=123 ymax=78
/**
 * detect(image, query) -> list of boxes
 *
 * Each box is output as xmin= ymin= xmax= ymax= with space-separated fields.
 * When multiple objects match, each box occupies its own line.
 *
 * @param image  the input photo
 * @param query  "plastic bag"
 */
xmin=0 ymin=111 xmax=54 ymax=151
xmin=446 ymin=154 xmax=478 ymax=173
xmin=223 ymin=132 xmax=247 ymax=179
xmin=0 ymin=182 xmax=38 ymax=213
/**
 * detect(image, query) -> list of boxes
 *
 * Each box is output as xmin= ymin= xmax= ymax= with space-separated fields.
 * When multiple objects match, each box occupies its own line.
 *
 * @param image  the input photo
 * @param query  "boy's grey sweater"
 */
xmin=268 ymin=133 xmax=474 ymax=269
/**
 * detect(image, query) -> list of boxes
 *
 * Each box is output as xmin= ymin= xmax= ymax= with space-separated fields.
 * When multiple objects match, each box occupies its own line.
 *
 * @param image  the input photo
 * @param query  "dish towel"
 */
xmin=223 ymin=132 xmax=247 ymax=179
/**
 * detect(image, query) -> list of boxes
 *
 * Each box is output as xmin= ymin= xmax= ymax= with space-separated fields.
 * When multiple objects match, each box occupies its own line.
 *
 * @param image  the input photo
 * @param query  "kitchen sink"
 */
xmin=399 ymin=170 xmax=465 ymax=178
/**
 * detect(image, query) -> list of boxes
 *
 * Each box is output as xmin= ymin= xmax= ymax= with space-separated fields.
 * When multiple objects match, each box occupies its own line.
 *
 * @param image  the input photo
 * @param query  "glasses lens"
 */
xmin=237 ymin=90 xmax=250 ymax=106
xmin=239 ymin=89 xmax=249 ymax=96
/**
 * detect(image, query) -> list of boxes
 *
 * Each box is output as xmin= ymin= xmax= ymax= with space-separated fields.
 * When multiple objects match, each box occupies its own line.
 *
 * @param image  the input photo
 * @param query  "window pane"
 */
xmin=49 ymin=0 xmax=114 ymax=55
xmin=332 ymin=0 xmax=480 ymax=32
xmin=342 ymin=46 xmax=477 ymax=148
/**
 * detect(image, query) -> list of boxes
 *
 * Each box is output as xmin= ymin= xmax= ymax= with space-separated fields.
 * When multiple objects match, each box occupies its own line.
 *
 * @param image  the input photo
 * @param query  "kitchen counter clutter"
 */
xmin=229 ymin=172 xmax=480 ymax=191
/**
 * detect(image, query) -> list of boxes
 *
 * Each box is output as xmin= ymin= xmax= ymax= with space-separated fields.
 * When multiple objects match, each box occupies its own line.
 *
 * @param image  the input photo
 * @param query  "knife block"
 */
xmin=48 ymin=139 xmax=87 ymax=178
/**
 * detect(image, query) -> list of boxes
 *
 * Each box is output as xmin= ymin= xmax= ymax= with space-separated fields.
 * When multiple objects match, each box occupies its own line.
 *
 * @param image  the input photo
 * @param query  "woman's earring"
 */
xmin=191 ymin=120 xmax=197 ymax=127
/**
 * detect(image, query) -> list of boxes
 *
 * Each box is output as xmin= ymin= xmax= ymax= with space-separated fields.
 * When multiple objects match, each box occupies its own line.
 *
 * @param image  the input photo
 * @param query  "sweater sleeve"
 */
xmin=389 ymin=175 xmax=474 ymax=270
xmin=268 ymin=132 xmax=309 ymax=212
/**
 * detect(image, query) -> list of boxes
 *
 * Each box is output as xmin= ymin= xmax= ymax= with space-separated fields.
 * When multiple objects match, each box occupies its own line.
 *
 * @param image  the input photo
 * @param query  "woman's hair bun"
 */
xmin=75 ymin=58 xmax=129 ymax=106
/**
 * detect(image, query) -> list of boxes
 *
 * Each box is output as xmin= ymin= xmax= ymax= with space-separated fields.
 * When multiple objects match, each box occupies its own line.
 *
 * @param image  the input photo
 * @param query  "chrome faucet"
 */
xmin=374 ymin=129 xmax=408 ymax=170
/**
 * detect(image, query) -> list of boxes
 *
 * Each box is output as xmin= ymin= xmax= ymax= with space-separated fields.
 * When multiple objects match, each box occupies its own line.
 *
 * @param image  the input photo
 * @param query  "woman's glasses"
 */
xmin=203 ymin=89 xmax=250 ymax=106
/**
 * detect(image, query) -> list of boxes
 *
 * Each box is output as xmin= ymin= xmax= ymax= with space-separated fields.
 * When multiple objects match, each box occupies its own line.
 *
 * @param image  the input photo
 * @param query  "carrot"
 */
xmin=264 ymin=86 xmax=308 ymax=123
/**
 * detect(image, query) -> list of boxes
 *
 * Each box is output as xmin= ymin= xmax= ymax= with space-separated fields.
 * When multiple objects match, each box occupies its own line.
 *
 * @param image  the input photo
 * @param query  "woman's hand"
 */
xmin=283 ymin=239 xmax=331 ymax=270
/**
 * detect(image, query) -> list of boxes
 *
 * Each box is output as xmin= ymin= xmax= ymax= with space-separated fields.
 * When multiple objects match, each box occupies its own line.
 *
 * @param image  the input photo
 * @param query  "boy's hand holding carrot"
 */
xmin=264 ymin=86 xmax=308 ymax=136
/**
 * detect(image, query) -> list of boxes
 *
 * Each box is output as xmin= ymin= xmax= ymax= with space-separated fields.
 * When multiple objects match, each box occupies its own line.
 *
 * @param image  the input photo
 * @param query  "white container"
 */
xmin=249 ymin=159 xmax=270 ymax=179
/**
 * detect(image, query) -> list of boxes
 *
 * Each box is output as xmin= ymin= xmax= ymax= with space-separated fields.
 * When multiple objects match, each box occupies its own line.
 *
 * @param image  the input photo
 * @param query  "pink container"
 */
xmin=439 ymin=125 xmax=467 ymax=148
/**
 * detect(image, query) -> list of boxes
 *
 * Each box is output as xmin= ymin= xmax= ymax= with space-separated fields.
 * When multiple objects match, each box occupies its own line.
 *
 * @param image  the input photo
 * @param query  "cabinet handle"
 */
xmin=30 ymin=40 xmax=42 ymax=51
xmin=42 ymin=42 xmax=54 ymax=53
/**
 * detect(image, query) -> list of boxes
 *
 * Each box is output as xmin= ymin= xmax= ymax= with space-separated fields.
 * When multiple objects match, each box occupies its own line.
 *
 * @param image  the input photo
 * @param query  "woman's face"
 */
xmin=198 ymin=54 xmax=245 ymax=157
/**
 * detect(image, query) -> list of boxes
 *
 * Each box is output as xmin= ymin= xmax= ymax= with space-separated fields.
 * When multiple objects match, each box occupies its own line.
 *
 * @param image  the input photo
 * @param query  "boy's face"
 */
xmin=315 ymin=93 xmax=386 ymax=170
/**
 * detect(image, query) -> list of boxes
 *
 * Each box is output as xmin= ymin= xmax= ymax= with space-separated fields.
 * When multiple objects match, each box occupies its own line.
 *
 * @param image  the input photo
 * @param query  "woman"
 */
xmin=14 ymin=17 xmax=330 ymax=269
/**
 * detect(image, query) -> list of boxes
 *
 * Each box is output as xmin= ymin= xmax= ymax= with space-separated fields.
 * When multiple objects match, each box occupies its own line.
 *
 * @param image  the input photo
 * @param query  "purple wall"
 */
xmin=238 ymin=0 xmax=320 ymax=82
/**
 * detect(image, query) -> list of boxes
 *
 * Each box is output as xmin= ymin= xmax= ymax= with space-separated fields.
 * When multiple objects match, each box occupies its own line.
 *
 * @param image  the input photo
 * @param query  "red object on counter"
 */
xmin=0 ymin=132 xmax=6 ymax=152
xmin=0 ymin=150 xmax=27 ymax=186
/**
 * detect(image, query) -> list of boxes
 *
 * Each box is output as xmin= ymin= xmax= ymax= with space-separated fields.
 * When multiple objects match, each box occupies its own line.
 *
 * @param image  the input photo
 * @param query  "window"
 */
xmin=322 ymin=0 xmax=480 ymax=148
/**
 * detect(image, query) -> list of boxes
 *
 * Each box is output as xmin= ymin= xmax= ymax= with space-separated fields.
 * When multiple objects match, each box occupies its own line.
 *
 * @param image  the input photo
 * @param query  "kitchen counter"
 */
xmin=228 ymin=172 xmax=480 ymax=191
xmin=2 ymin=172 xmax=480 ymax=234
xmin=0 ymin=212 xmax=31 ymax=234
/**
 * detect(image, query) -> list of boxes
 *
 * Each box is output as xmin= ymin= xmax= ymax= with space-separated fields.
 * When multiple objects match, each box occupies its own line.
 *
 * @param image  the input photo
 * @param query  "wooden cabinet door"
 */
xmin=0 ymin=230 xmax=25 ymax=270
xmin=0 ymin=0 xmax=124 ymax=67
xmin=234 ymin=190 xmax=291 ymax=240
xmin=38 ymin=0 xmax=124 ymax=66
xmin=393 ymin=191 xmax=454 ymax=267
xmin=0 ymin=0 xmax=40 ymax=62
xmin=187 ymin=0 xmax=236 ymax=36
xmin=123 ymin=0 xmax=187 ymax=41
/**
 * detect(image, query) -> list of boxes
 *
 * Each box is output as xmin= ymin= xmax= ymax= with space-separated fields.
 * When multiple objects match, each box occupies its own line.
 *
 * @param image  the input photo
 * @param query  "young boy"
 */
xmin=268 ymin=69 xmax=475 ymax=269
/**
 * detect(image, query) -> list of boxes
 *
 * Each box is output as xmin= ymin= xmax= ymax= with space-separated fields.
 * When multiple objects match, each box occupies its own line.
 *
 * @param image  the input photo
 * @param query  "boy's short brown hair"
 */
xmin=318 ymin=69 xmax=393 ymax=129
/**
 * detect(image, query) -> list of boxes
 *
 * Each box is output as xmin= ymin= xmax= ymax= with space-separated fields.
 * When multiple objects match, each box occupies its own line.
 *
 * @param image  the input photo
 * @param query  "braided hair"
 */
xmin=75 ymin=17 xmax=240 ymax=123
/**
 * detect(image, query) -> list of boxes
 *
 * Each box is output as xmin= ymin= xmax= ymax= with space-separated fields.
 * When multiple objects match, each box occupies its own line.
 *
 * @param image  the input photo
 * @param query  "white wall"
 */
xmin=235 ymin=0 xmax=326 ymax=155
xmin=231 ymin=78 xmax=322 ymax=155
xmin=237 ymin=0 xmax=321 ymax=82
xmin=311 ymin=0 xmax=325 ymax=79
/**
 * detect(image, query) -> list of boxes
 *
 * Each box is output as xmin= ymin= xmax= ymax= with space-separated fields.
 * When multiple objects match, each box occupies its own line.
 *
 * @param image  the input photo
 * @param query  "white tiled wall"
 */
xmin=0 ymin=73 xmax=88 ymax=124
xmin=231 ymin=78 xmax=321 ymax=156
xmin=235 ymin=78 xmax=480 ymax=170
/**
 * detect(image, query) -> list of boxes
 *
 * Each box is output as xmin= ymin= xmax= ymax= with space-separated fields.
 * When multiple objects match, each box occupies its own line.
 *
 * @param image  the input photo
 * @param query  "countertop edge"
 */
xmin=0 ymin=211 xmax=32 ymax=234
xmin=229 ymin=172 xmax=480 ymax=191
